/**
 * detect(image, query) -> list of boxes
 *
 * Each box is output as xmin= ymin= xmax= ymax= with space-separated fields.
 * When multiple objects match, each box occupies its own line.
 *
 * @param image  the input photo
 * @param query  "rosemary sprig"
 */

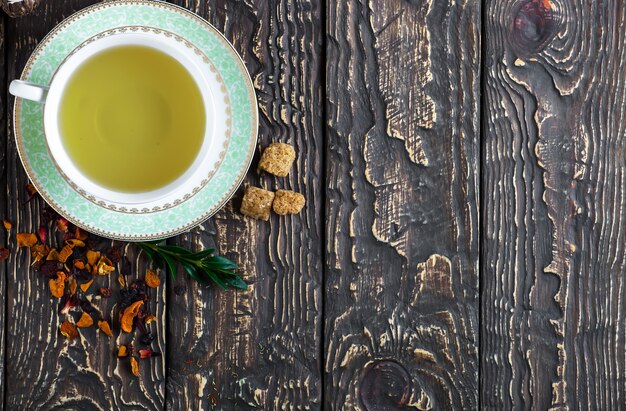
xmin=137 ymin=242 xmax=247 ymax=290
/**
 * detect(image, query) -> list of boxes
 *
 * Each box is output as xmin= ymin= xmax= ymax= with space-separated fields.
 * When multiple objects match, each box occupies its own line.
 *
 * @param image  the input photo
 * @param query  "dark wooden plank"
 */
xmin=4 ymin=2 xmax=165 ymax=409
xmin=325 ymin=0 xmax=480 ymax=409
xmin=482 ymin=0 xmax=626 ymax=409
xmin=0 ymin=13 xmax=6 ymax=408
xmin=165 ymin=0 xmax=323 ymax=409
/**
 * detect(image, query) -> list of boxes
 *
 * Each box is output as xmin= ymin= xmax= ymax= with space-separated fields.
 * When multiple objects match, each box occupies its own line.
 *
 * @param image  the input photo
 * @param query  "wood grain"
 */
xmin=165 ymin=0 xmax=323 ymax=409
xmin=4 ymin=2 xmax=165 ymax=409
xmin=482 ymin=0 xmax=626 ymax=409
xmin=0 ymin=13 xmax=6 ymax=407
xmin=325 ymin=0 xmax=480 ymax=409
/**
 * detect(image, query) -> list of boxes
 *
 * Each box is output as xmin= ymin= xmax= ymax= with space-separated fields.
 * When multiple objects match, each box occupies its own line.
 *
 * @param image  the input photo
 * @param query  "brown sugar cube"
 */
xmin=272 ymin=190 xmax=306 ymax=215
xmin=240 ymin=186 xmax=275 ymax=221
xmin=258 ymin=143 xmax=296 ymax=177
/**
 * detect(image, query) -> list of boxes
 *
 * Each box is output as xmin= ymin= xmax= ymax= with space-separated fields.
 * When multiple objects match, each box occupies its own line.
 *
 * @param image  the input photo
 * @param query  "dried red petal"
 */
xmin=37 ymin=225 xmax=48 ymax=243
xmin=58 ymin=294 xmax=78 ymax=315
xmin=0 ymin=248 xmax=10 ymax=261
xmin=56 ymin=218 xmax=69 ymax=233
xmin=138 ymin=349 xmax=161 ymax=359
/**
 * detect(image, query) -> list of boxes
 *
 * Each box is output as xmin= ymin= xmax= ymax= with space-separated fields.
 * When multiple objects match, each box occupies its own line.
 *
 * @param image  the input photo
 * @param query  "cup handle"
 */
xmin=9 ymin=80 xmax=49 ymax=103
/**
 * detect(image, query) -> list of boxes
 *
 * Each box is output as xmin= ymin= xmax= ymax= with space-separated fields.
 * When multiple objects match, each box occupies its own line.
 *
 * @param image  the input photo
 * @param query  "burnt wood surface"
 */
xmin=482 ymin=0 xmax=626 ymax=409
xmin=324 ymin=0 xmax=480 ymax=409
xmin=0 ymin=0 xmax=624 ymax=410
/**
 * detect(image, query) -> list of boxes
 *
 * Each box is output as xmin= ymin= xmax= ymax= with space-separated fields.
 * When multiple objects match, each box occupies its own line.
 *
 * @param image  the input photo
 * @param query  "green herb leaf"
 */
xmin=137 ymin=242 xmax=246 ymax=289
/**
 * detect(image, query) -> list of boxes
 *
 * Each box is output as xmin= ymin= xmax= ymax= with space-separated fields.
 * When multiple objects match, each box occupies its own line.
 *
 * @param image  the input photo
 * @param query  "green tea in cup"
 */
xmin=59 ymin=45 xmax=205 ymax=193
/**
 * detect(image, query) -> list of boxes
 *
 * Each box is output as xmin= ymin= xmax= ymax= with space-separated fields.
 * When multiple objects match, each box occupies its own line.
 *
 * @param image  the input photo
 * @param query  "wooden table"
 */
xmin=0 ymin=0 xmax=622 ymax=409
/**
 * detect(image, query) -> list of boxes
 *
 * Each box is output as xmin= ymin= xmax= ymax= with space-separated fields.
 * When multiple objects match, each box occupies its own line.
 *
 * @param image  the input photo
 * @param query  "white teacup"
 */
xmin=10 ymin=27 xmax=231 ymax=212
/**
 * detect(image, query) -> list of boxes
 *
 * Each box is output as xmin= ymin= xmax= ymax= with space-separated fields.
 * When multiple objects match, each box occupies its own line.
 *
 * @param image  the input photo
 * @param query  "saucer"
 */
xmin=13 ymin=1 xmax=258 ymax=240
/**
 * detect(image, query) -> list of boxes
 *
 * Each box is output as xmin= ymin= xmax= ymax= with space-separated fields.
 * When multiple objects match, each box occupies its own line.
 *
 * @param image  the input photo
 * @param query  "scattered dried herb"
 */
xmin=60 ymin=320 xmax=78 ymax=339
xmin=139 ymin=349 xmax=161 ymax=359
xmin=25 ymin=183 xmax=38 ymax=203
xmin=56 ymin=217 xmax=69 ymax=233
xmin=80 ymin=280 xmax=93 ymax=293
xmin=137 ymin=242 xmax=247 ymax=289
xmin=145 ymin=315 xmax=157 ymax=325
xmin=118 ymin=345 xmax=129 ymax=358
xmin=37 ymin=225 xmax=47 ymax=243
xmin=49 ymin=271 xmax=66 ymax=298
xmin=75 ymin=227 xmax=88 ymax=241
xmin=95 ymin=256 xmax=115 ymax=275
xmin=98 ymin=320 xmax=113 ymax=337
xmin=86 ymin=250 xmax=100 ymax=266
xmin=3 ymin=219 xmax=11 ymax=231
xmin=69 ymin=278 xmax=78 ymax=295
xmin=59 ymin=294 xmax=79 ymax=315
xmin=121 ymin=301 xmax=143 ymax=333
xmin=144 ymin=268 xmax=160 ymax=288
xmin=130 ymin=357 xmax=140 ymax=377
xmin=100 ymin=287 xmax=112 ymax=298
xmin=0 ymin=248 xmax=9 ymax=261
xmin=76 ymin=312 xmax=94 ymax=328
xmin=57 ymin=245 xmax=73 ymax=263
xmin=16 ymin=233 xmax=37 ymax=248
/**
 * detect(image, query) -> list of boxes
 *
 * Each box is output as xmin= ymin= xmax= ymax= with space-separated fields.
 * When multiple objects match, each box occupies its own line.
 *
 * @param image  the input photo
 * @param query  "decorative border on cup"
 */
xmin=43 ymin=25 xmax=232 ymax=214
xmin=13 ymin=0 xmax=258 ymax=240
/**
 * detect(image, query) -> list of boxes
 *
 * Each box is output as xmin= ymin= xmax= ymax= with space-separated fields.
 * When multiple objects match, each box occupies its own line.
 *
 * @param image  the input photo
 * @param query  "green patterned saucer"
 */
xmin=13 ymin=1 xmax=257 ymax=240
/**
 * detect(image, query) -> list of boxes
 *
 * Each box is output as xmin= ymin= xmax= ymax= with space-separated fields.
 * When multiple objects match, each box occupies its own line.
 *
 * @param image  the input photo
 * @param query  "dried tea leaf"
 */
xmin=76 ymin=312 xmax=93 ymax=328
xmin=118 ymin=345 xmax=129 ymax=358
xmin=25 ymin=183 xmax=38 ymax=202
xmin=100 ymin=287 xmax=112 ymax=298
xmin=145 ymin=269 xmax=161 ymax=288
xmin=3 ymin=219 xmax=11 ymax=230
xmin=75 ymin=227 xmax=88 ymax=241
xmin=86 ymin=250 xmax=100 ymax=266
xmin=118 ymin=273 xmax=126 ymax=288
xmin=47 ymin=249 xmax=60 ymax=261
xmin=98 ymin=320 xmax=113 ymax=337
xmin=69 ymin=278 xmax=77 ymax=295
xmin=66 ymin=239 xmax=85 ymax=248
xmin=57 ymin=245 xmax=73 ymax=263
xmin=59 ymin=320 xmax=78 ymax=339
xmin=30 ymin=244 xmax=49 ymax=263
xmin=145 ymin=315 xmax=157 ymax=325
xmin=16 ymin=233 xmax=37 ymax=247
xmin=107 ymin=247 xmax=122 ymax=264
xmin=73 ymin=259 xmax=86 ymax=270
xmin=121 ymin=301 xmax=143 ymax=333
xmin=49 ymin=271 xmax=66 ymax=298
xmin=80 ymin=280 xmax=94 ymax=293
xmin=130 ymin=357 xmax=140 ymax=377
xmin=96 ymin=256 xmax=115 ymax=275
xmin=56 ymin=218 xmax=69 ymax=233
xmin=0 ymin=248 xmax=9 ymax=261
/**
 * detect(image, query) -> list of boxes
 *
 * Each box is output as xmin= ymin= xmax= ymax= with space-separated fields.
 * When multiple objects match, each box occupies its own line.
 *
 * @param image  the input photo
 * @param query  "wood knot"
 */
xmin=359 ymin=360 xmax=412 ymax=410
xmin=509 ymin=0 xmax=560 ymax=56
